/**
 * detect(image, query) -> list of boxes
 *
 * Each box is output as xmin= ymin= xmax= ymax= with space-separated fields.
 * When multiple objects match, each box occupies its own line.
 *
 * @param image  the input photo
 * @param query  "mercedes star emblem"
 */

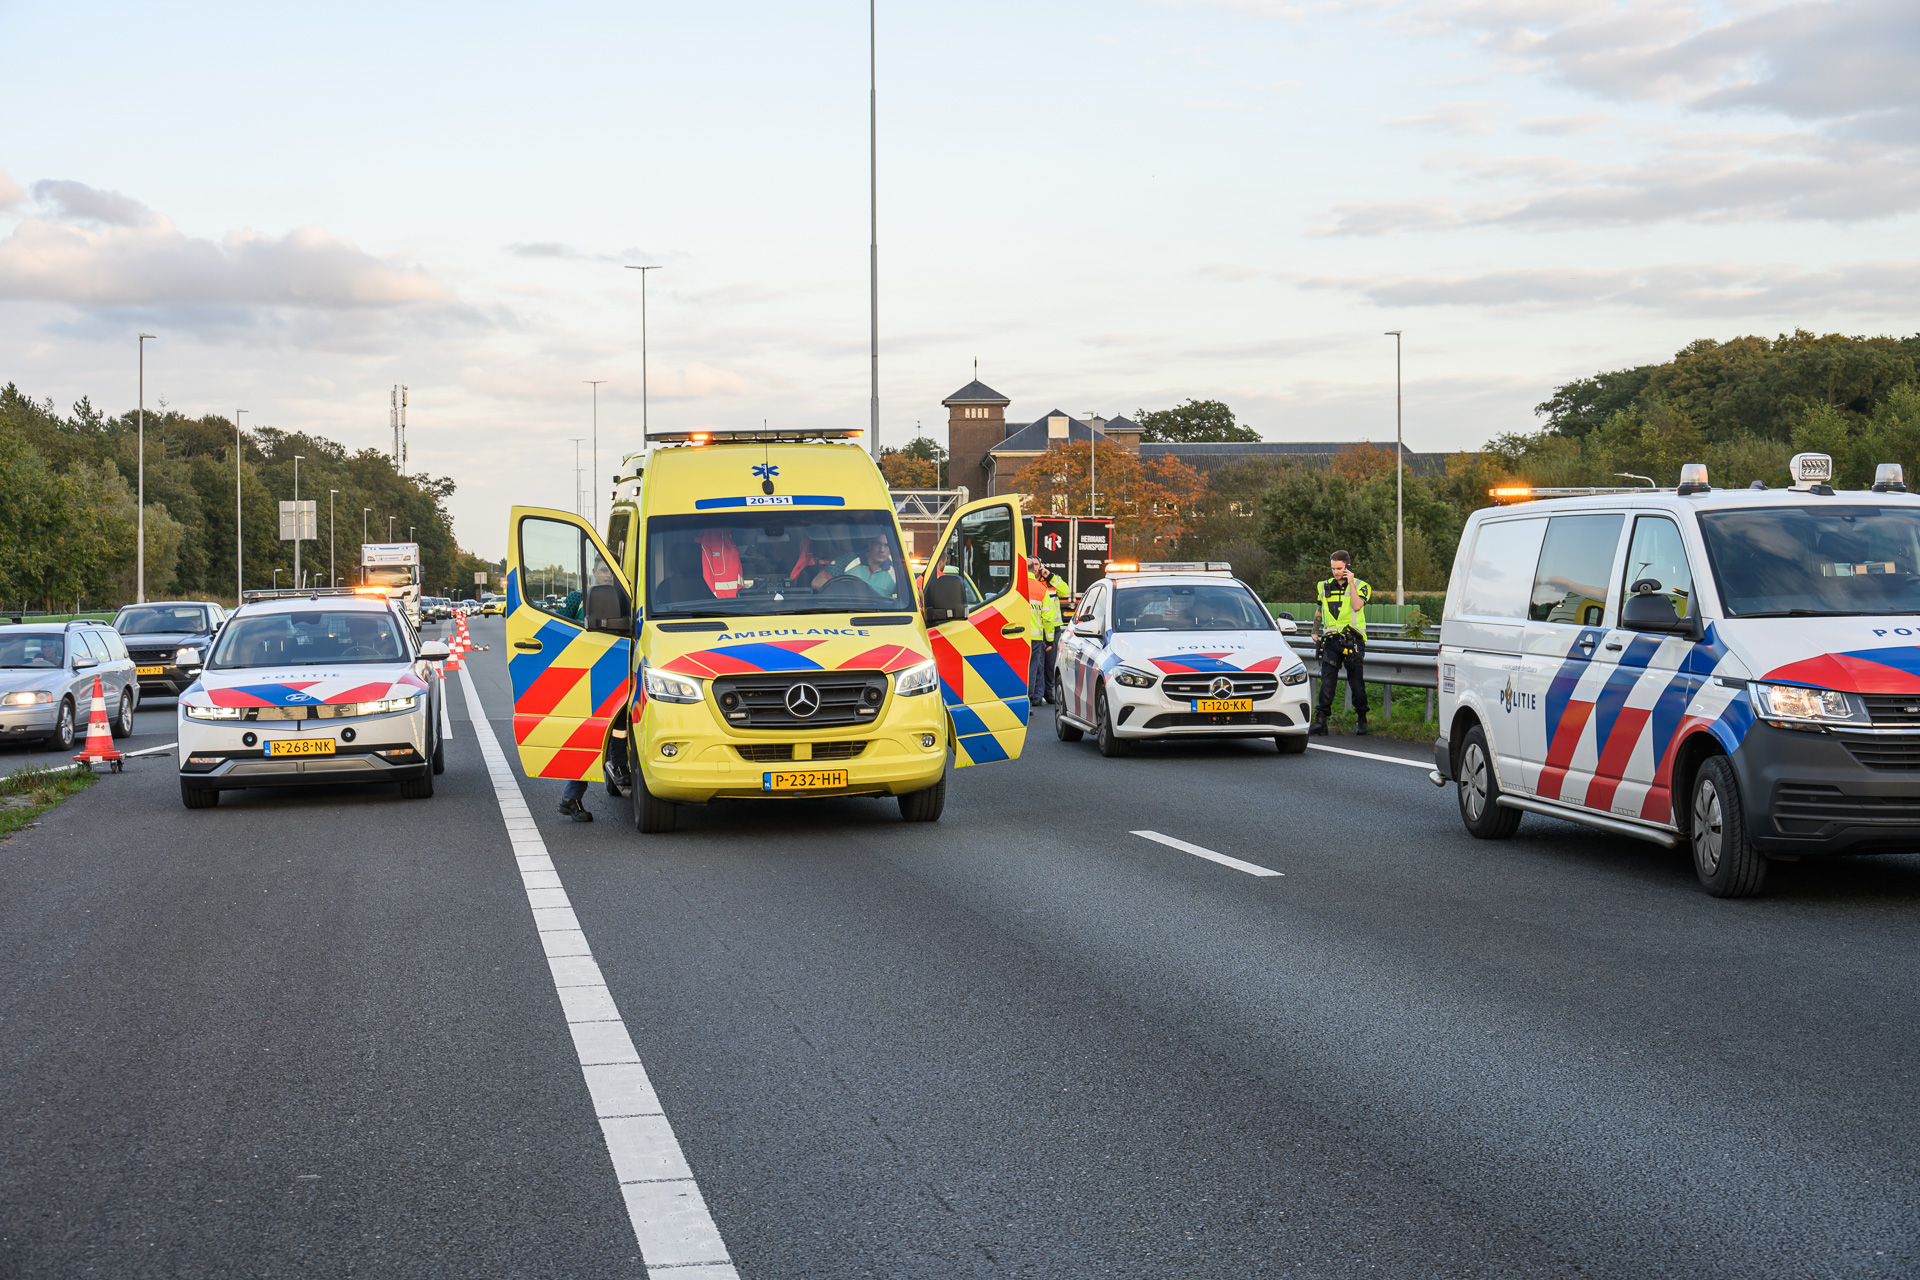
xmin=1210 ymin=676 xmax=1234 ymax=699
xmin=785 ymin=683 xmax=821 ymax=718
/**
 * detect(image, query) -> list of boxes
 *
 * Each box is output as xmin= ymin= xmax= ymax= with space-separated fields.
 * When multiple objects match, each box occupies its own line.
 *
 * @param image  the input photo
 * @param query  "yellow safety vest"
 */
xmin=1317 ymin=575 xmax=1370 ymax=639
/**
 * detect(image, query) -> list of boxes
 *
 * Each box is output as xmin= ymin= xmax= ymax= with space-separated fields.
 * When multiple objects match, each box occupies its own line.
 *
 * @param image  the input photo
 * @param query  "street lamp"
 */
xmin=584 ymin=380 xmax=607 ymax=527
xmin=868 ymin=0 xmax=879 ymax=459
xmin=293 ymin=455 xmax=305 ymax=590
xmin=623 ymin=265 xmax=662 ymax=440
xmin=329 ymin=489 xmax=339 ymax=591
xmin=569 ymin=438 xmax=585 ymax=515
xmin=234 ymin=408 xmax=247 ymax=600
xmin=1385 ymin=330 xmax=1404 ymax=606
xmin=388 ymin=515 xmax=396 ymax=541
xmin=137 ymin=333 xmax=156 ymax=602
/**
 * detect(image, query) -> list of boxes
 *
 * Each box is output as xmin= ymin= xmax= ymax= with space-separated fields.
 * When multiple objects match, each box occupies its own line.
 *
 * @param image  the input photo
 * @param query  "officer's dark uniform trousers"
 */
xmin=1315 ymin=629 xmax=1366 ymax=725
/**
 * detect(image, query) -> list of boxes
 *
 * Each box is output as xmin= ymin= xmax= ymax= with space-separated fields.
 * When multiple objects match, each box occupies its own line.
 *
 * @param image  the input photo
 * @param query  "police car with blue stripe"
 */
xmin=1434 ymin=453 xmax=1920 ymax=896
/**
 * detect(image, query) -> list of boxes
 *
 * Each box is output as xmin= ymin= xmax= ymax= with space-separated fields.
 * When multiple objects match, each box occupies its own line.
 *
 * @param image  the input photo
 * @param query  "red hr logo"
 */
xmin=1043 ymin=534 xmax=1063 ymax=551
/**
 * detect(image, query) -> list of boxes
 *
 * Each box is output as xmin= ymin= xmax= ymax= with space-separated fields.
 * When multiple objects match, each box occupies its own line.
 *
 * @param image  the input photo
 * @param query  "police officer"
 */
xmin=1026 ymin=557 xmax=1070 ymax=705
xmin=1311 ymin=550 xmax=1371 ymax=737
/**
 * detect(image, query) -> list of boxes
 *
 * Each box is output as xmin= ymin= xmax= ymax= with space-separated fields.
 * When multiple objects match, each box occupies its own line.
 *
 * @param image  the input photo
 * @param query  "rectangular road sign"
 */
xmin=278 ymin=500 xmax=317 ymax=541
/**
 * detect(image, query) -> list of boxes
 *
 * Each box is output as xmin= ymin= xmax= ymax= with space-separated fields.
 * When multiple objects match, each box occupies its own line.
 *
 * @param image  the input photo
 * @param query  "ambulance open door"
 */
xmin=923 ymin=496 xmax=1031 ymax=766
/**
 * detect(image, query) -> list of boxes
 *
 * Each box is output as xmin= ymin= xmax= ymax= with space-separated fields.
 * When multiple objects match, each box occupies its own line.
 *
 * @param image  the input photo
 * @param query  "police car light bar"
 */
xmin=1105 ymin=561 xmax=1141 ymax=573
xmin=1489 ymin=484 xmax=1666 ymax=504
xmin=649 ymin=428 xmax=866 ymax=445
xmin=240 ymin=587 xmax=371 ymax=602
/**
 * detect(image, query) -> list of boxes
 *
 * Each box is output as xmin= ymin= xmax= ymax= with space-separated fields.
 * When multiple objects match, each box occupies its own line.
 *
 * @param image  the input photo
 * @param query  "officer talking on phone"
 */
xmin=1311 ymin=550 xmax=1371 ymax=737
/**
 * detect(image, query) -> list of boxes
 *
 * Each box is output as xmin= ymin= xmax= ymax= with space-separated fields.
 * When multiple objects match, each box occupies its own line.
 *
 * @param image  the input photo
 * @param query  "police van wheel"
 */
xmin=1275 ymin=733 xmax=1307 ymax=755
xmin=632 ymin=769 xmax=677 ymax=834
xmin=1055 ymin=701 xmax=1083 ymax=742
xmin=1690 ymin=756 xmax=1767 ymax=898
xmin=1096 ymin=690 xmax=1130 ymax=758
xmin=899 ymin=773 xmax=946 ymax=822
xmin=1456 ymin=724 xmax=1521 ymax=839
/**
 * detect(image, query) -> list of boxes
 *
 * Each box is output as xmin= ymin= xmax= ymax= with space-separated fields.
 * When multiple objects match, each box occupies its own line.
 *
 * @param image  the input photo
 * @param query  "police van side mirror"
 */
xmin=1621 ymin=589 xmax=1693 ymax=636
xmin=923 ymin=574 xmax=966 ymax=624
xmin=584 ymin=582 xmax=634 ymax=636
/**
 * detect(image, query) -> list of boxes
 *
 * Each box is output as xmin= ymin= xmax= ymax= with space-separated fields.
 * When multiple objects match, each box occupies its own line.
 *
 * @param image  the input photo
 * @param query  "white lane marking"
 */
xmin=1308 ymin=742 xmax=1430 ymax=769
xmin=122 ymin=742 xmax=178 ymax=758
xmin=454 ymin=665 xmax=737 ymax=1279
xmin=438 ymin=673 xmax=453 ymax=738
xmin=1131 ymin=829 xmax=1283 ymax=877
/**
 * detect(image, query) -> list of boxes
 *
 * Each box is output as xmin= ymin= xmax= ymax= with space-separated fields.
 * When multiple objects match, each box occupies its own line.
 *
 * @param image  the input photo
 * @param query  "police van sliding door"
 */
xmin=1612 ymin=515 xmax=1706 ymax=825
xmin=506 ymin=507 xmax=634 ymax=782
xmin=1519 ymin=514 xmax=1626 ymax=805
xmin=925 ymin=496 xmax=1031 ymax=766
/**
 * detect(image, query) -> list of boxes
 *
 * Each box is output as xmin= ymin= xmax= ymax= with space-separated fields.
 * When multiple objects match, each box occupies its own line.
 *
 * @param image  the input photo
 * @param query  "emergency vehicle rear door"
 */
xmin=925 ymin=495 xmax=1031 ymax=766
xmin=506 ymin=506 xmax=634 ymax=783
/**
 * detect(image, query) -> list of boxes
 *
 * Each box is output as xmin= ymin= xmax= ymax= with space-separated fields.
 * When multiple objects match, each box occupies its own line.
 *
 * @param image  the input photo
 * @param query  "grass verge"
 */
xmin=0 ymin=763 xmax=96 ymax=839
xmin=1312 ymin=683 xmax=1441 ymax=745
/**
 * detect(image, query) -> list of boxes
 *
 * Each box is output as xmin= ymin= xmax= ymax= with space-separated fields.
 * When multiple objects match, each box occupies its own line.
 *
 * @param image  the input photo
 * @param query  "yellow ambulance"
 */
xmin=505 ymin=427 xmax=1033 ymax=831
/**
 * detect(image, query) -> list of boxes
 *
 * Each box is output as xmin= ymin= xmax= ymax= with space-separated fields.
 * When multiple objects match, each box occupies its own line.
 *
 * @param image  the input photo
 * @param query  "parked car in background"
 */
xmin=0 ymin=621 xmax=140 ymax=749
xmin=113 ymin=601 xmax=224 ymax=699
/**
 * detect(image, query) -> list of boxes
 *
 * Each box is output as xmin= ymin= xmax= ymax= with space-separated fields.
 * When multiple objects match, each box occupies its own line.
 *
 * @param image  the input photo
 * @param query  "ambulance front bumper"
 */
xmin=635 ymin=695 xmax=949 ymax=803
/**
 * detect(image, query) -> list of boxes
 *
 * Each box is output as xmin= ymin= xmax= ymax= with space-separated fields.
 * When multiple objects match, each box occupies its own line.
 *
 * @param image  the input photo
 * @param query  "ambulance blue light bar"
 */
xmin=649 ymin=428 xmax=865 ymax=445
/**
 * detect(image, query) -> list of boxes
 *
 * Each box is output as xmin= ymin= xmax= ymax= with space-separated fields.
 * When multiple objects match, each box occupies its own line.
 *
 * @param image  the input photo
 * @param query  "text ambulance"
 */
xmin=506 ymin=428 xmax=1033 ymax=832
xmin=1434 ymin=453 xmax=1920 ymax=897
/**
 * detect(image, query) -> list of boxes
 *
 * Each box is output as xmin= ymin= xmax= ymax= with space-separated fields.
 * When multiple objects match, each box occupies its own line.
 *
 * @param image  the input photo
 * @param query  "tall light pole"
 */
xmin=868 ymin=0 xmax=879 ymax=459
xmin=136 ymin=333 xmax=156 ymax=602
xmin=584 ymin=380 xmax=607 ymax=527
xmin=329 ymin=489 xmax=339 ymax=591
xmin=234 ymin=409 xmax=247 ymax=600
xmin=363 ymin=508 xmax=372 ymax=584
xmin=569 ymin=438 xmax=586 ymax=515
xmin=1385 ymin=330 xmax=1404 ymax=606
xmin=624 ymin=266 xmax=661 ymax=440
xmin=293 ymin=455 xmax=305 ymax=590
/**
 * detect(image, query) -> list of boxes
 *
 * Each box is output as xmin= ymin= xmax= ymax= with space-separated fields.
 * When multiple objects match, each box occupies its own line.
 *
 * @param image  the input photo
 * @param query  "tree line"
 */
xmin=0 ymin=382 xmax=494 ymax=612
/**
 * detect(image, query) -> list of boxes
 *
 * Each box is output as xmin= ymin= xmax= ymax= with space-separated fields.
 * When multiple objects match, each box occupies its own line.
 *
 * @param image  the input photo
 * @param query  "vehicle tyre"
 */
xmin=1275 ymin=732 xmax=1308 ymax=755
xmin=898 ymin=772 xmax=946 ymax=822
xmin=1055 ymin=701 xmax=1083 ymax=742
xmin=180 ymin=781 xmax=218 ymax=809
xmin=1689 ymin=755 xmax=1768 ymax=898
xmin=399 ymin=770 xmax=435 ymax=799
xmin=631 ymin=766 xmax=677 ymax=834
xmin=111 ymin=688 xmax=135 ymax=739
xmin=1095 ymin=688 xmax=1130 ymax=758
xmin=1456 ymin=723 xmax=1521 ymax=839
xmin=431 ymin=728 xmax=446 ymax=775
xmin=53 ymin=698 xmax=76 ymax=751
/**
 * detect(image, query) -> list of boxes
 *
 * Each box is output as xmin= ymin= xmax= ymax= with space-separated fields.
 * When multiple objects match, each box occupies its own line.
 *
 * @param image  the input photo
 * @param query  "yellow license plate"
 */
xmin=136 ymin=666 xmax=165 ymax=676
xmin=1192 ymin=698 xmax=1254 ymax=713
xmin=763 ymin=769 xmax=848 ymax=791
xmin=264 ymin=737 xmax=336 ymax=757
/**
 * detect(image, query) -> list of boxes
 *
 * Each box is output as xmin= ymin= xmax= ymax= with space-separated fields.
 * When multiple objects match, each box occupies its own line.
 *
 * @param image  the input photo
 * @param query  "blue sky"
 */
xmin=3 ymin=0 xmax=1915 ymax=555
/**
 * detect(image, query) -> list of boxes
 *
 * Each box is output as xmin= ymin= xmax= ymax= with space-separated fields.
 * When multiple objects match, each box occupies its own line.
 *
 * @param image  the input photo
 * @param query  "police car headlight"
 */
xmin=894 ymin=660 xmax=938 ymax=697
xmin=643 ymin=665 xmax=704 ymax=704
xmin=1751 ymin=683 xmax=1855 ymax=722
xmin=349 ymin=694 xmax=421 ymax=716
xmin=1281 ymin=666 xmax=1309 ymax=686
xmin=1113 ymin=668 xmax=1157 ymax=689
xmin=1 ymin=690 xmax=53 ymax=706
xmin=183 ymin=703 xmax=244 ymax=720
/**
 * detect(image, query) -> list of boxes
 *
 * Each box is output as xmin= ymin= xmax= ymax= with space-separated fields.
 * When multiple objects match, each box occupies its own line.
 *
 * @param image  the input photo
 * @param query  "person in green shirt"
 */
xmin=810 ymin=537 xmax=897 ymax=598
xmin=1311 ymin=550 xmax=1371 ymax=736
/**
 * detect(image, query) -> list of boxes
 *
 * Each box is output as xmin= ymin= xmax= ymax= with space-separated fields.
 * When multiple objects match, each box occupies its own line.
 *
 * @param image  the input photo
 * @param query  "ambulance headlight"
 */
xmin=1113 ymin=668 xmax=1158 ymax=689
xmin=894 ymin=660 xmax=938 ymax=697
xmin=1281 ymin=666 xmax=1309 ymax=686
xmin=643 ymin=665 xmax=704 ymax=704
xmin=1750 ymin=683 xmax=1856 ymax=722
xmin=183 ymin=703 xmax=245 ymax=720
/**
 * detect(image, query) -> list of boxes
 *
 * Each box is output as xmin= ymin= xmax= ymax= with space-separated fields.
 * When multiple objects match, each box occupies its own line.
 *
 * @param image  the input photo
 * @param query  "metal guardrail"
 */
xmin=1282 ymin=636 xmax=1441 ymax=690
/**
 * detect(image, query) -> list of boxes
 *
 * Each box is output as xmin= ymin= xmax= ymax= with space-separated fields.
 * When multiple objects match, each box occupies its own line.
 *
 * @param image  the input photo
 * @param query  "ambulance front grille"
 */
xmin=712 ymin=672 xmax=887 ymax=729
xmin=734 ymin=741 xmax=869 ymax=763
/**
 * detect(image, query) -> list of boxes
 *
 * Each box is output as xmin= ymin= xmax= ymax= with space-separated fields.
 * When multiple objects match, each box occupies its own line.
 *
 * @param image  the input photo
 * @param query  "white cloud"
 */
xmin=0 ymin=171 xmax=24 ymax=210
xmin=1390 ymin=101 xmax=1500 ymax=134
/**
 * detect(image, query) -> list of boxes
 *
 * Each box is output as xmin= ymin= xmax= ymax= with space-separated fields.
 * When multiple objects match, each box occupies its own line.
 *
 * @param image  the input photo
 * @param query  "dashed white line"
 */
xmin=1308 ymin=742 xmax=1431 ymax=769
xmin=438 ymin=673 xmax=454 ymax=738
xmin=454 ymin=664 xmax=737 ymax=1279
xmin=1132 ymin=830 xmax=1283 ymax=877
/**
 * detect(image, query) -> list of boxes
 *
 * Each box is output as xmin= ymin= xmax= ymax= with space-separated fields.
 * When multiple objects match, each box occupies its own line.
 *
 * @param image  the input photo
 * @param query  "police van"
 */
xmin=1053 ymin=561 xmax=1313 ymax=756
xmin=1433 ymin=452 xmax=1920 ymax=896
xmin=506 ymin=428 xmax=1033 ymax=832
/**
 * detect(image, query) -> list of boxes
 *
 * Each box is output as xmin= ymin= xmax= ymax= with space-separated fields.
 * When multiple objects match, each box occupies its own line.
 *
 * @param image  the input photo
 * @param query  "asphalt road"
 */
xmin=3 ymin=614 xmax=1917 ymax=1278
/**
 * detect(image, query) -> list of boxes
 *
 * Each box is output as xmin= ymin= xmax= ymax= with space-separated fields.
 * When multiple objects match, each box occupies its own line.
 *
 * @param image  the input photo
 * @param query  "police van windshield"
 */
xmin=208 ymin=609 xmax=409 ymax=668
xmin=1699 ymin=505 xmax=1920 ymax=617
xmin=645 ymin=511 xmax=910 ymax=617
xmin=1113 ymin=582 xmax=1273 ymax=632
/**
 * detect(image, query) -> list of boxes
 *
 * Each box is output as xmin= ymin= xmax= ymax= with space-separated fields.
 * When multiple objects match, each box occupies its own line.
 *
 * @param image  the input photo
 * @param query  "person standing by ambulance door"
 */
xmin=1310 ymin=551 xmax=1371 ymax=736
xmin=1026 ymin=557 xmax=1064 ymax=704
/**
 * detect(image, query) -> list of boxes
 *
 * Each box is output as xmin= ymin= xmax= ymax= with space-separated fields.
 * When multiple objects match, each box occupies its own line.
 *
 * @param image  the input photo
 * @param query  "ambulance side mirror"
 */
xmin=585 ymin=583 xmax=634 ymax=636
xmin=923 ymin=574 xmax=966 ymax=624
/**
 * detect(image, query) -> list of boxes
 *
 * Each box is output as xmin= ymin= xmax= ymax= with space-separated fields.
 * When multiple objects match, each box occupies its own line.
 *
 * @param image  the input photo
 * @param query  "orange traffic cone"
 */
xmin=73 ymin=676 xmax=124 ymax=771
xmin=445 ymin=630 xmax=465 ymax=673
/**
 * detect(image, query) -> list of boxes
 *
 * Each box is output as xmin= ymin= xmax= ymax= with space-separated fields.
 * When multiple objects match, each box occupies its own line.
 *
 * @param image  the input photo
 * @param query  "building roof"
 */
xmin=1140 ymin=440 xmax=1457 ymax=476
xmin=941 ymin=379 xmax=1010 ymax=405
xmin=1102 ymin=415 xmax=1142 ymax=434
xmin=992 ymin=411 xmax=1105 ymax=454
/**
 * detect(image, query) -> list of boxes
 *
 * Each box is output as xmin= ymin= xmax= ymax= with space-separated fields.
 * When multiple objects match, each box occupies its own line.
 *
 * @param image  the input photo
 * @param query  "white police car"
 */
xmin=176 ymin=589 xmax=449 ymax=808
xmin=1052 ymin=562 xmax=1313 ymax=756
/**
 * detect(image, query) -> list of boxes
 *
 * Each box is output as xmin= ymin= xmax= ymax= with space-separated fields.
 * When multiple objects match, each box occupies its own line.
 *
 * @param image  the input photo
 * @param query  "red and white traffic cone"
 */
xmin=72 ymin=676 xmax=124 ymax=771
xmin=445 ymin=629 xmax=465 ymax=672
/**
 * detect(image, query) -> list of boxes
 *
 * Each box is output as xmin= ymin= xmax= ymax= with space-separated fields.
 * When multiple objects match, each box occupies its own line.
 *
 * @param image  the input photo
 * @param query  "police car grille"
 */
xmin=735 ymin=741 xmax=868 ymax=763
xmin=1862 ymin=695 xmax=1920 ymax=726
xmin=713 ymin=672 xmax=887 ymax=728
xmin=1774 ymin=784 xmax=1920 ymax=827
xmin=1842 ymin=739 xmax=1920 ymax=770
xmin=1160 ymin=674 xmax=1280 ymax=700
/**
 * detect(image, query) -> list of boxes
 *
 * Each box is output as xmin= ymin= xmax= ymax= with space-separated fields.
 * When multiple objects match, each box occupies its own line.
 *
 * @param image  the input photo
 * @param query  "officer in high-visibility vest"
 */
xmin=1311 ymin=550 xmax=1371 ymax=737
xmin=1027 ymin=557 xmax=1071 ymax=705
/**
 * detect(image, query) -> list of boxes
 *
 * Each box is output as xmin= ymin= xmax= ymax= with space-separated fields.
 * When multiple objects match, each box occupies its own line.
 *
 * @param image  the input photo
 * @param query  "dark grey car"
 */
xmin=0 ymin=623 xmax=140 ymax=750
xmin=113 ymin=601 xmax=224 ymax=698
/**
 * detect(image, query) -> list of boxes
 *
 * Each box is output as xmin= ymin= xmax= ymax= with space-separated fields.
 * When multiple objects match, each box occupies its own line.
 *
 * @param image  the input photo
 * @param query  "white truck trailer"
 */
xmin=361 ymin=542 xmax=422 ymax=623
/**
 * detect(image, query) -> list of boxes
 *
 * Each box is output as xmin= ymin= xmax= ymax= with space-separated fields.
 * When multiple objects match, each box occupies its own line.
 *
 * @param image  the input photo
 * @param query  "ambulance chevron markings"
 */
xmin=928 ymin=595 xmax=1031 ymax=766
xmin=506 ymin=570 xmax=633 ymax=780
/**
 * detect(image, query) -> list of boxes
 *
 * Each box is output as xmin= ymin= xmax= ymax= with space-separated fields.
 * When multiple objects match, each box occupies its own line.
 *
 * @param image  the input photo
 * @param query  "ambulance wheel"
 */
xmin=898 ymin=773 xmax=946 ymax=823
xmin=1689 ymin=755 xmax=1768 ymax=898
xmin=181 ymin=782 xmax=219 ymax=809
xmin=1275 ymin=732 xmax=1308 ymax=755
xmin=1055 ymin=701 xmax=1082 ymax=742
xmin=1456 ymin=724 xmax=1521 ymax=839
xmin=632 ymin=768 xmax=676 ymax=834
xmin=1095 ymin=689 xmax=1130 ymax=758
xmin=53 ymin=698 xmax=76 ymax=751
xmin=111 ymin=688 xmax=134 ymax=739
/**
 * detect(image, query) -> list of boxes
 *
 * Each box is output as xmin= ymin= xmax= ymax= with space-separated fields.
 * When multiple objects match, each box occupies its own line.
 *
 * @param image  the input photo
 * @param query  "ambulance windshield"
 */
xmin=1699 ymin=505 xmax=1920 ymax=617
xmin=645 ymin=510 xmax=910 ymax=617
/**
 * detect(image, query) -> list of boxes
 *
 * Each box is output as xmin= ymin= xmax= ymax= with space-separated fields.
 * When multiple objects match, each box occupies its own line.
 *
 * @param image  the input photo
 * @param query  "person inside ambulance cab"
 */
xmin=561 ymin=555 xmax=617 ymax=622
xmin=810 ymin=535 xmax=896 ymax=596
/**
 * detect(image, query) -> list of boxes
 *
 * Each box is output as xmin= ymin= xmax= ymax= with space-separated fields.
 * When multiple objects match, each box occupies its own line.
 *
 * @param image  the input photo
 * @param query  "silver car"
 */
xmin=0 ymin=623 xmax=140 ymax=750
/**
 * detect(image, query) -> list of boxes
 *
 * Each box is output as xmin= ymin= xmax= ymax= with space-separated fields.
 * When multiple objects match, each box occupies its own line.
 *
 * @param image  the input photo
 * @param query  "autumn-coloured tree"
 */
xmin=1331 ymin=441 xmax=1396 ymax=483
xmin=1008 ymin=440 xmax=1206 ymax=558
xmin=879 ymin=449 xmax=938 ymax=488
